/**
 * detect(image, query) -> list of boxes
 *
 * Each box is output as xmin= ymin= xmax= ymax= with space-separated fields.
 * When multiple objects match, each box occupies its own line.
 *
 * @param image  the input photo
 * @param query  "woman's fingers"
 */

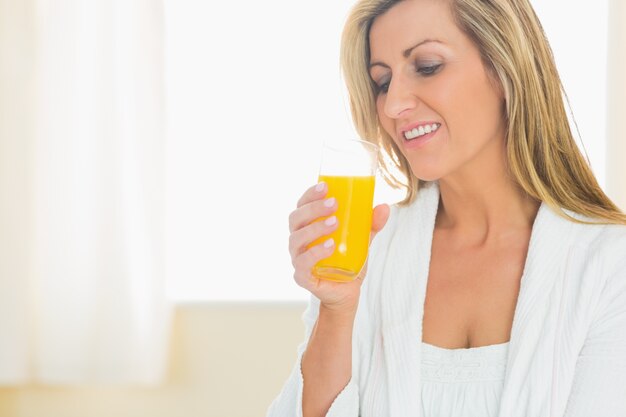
xmin=369 ymin=203 xmax=390 ymax=243
xmin=289 ymin=214 xmax=339 ymax=260
xmin=297 ymin=182 xmax=327 ymax=208
xmin=289 ymin=188 xmax=337 ymax=233
xmin=356 ymin=204 xmax=391 ymax=281
xmin=292 ymin=238 xmax=336 ymax=288
xmin=288 ymin=182 xmax=340 ymax=288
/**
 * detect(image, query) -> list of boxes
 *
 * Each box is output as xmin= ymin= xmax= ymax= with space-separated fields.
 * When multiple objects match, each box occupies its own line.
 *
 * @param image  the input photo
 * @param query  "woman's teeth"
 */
xmin=404 ymin=123 xmax=440 ymax=140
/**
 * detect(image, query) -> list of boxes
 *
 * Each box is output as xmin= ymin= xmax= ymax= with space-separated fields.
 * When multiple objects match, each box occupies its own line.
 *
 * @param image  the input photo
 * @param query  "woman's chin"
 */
xmin=411 ymin=169 xmax=443 ymax=183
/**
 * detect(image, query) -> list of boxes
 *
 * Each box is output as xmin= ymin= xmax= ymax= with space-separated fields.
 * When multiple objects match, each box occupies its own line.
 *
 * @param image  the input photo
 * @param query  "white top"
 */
xmin=421 ymin=342 xmax=509 ymax=417
xmin=267 ymin=181 xmax=626 ymax=417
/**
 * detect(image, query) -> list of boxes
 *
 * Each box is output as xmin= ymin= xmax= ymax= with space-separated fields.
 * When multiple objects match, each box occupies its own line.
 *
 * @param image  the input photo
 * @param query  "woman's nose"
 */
xmin=383 ymin=74 xmax=418 ymax=119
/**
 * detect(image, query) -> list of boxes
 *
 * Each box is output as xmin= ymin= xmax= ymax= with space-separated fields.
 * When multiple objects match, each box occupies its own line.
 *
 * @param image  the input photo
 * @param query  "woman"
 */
xmin=268 ymin=0 xmax=626 ymax=416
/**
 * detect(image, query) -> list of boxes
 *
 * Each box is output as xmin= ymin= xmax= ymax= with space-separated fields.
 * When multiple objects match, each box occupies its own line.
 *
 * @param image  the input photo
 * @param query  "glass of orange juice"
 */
xmin=310 ymin=139 xmax=378 ymax=282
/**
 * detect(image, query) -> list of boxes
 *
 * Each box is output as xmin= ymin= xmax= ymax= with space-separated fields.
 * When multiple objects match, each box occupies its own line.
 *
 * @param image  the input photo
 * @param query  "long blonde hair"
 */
xmin=340 ymin=0 xmax=626 ymax=225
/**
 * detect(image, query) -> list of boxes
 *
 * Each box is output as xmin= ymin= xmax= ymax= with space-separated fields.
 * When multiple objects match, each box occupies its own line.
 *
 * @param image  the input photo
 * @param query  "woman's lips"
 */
xmin=402 ymin=128 xmax=439 ymax=149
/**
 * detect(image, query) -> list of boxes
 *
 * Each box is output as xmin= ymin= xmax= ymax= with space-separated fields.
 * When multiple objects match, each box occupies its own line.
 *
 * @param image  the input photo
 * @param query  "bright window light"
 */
xmin=164 ymin=0 xmax=608 ymax=302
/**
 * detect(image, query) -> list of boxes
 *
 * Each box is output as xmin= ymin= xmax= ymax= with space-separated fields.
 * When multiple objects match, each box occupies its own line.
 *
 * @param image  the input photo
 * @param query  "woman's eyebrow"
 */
xmin=402 ymin=38 xmax=443 ymax=58
xmin=369 ymin=38 xmax=444 ymax=69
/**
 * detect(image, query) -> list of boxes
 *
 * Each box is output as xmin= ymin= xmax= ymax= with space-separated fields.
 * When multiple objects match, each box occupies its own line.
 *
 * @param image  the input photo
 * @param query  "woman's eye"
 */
xmin=417 ymin=64 xmax=442 ymax=76
xmin=373 ymin=78 xmax=390 ymax=94
xmin=377 ymin=81 xmax=390 ymax=94
xmin=374 ymin=64 xmax=441 ymax=95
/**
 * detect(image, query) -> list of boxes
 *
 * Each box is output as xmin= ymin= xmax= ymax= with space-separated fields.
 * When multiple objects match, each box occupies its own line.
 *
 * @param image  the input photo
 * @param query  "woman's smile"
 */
xmin=400 ymin=121 xmax=442 ymax=149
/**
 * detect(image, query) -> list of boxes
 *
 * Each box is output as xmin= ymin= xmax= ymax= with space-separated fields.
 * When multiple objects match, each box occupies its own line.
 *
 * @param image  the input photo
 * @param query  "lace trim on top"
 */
xmin=421 ymin=342 xmax=509 ymax=383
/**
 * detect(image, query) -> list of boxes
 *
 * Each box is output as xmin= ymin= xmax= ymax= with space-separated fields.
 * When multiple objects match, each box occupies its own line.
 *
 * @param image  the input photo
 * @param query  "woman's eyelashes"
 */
xmin=376 ymin=79 xmax=391 ymax=94
xmin=374 ymin=63 xmax=442 ymax=94
xmin=417 ymin=63 xmax=442 ymax=76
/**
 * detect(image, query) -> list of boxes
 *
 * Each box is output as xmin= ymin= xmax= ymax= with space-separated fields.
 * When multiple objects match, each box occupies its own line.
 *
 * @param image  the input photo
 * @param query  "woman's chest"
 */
xmin=357 ymin=224 xmax=601 ymax=416
xmin=422 ymin=233 xmax=531 ymax=348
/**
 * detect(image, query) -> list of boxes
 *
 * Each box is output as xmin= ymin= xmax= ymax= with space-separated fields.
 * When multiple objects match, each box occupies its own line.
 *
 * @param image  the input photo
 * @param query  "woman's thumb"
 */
xmin=370 ymin=203 xmax=390 ymax=243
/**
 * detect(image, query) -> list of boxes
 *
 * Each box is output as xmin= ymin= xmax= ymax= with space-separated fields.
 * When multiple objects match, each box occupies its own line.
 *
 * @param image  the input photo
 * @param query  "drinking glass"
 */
xmin=310 ymin=139 xmax=378 ymax=282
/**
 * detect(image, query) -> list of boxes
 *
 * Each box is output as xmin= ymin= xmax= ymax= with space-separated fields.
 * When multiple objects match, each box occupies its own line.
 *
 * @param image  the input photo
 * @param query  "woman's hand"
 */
xmin=288 ymin=181 xmax=389 ymax=313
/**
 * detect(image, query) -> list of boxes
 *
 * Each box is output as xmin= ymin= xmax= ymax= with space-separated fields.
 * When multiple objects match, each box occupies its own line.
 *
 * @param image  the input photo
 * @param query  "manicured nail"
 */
xmin=315 ymin=182 xmax=326 ymax=193
xmin=324 ymin=216 xmax=337 ymax=226
xmin=323 ymin=238 xmax=334 ymax=248
xmin=324 ymin=197 xmax=336 ymax=208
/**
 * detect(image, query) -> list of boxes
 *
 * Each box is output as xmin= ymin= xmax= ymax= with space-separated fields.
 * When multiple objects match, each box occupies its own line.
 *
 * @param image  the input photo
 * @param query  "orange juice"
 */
xmin=311 ymin=175 xmax=375 ymax=282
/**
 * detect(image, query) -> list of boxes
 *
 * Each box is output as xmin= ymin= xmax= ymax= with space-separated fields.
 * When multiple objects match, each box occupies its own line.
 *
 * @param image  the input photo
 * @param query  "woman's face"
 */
xmin=369 ymin=0 xmax=505 ymax=182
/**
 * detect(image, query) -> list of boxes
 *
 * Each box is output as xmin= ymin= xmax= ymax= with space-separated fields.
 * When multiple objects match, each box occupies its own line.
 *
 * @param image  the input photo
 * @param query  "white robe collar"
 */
xmin=379 ymin=180 xmax=576 ymax=416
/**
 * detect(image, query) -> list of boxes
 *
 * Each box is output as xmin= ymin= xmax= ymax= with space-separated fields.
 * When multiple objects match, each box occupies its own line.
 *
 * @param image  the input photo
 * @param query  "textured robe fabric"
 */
xmin=268 ymin=181 xmax=626 ymax=417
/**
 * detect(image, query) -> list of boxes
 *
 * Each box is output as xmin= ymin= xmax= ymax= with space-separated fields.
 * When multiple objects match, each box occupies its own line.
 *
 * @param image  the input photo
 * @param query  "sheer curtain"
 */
xmin=0 ymin=0 xmax=171 ymax=384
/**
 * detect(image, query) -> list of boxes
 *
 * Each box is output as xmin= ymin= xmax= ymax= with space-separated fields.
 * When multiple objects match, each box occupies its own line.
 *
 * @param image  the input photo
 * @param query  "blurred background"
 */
xmin=0 ymin=0 xmax=624 ymax=416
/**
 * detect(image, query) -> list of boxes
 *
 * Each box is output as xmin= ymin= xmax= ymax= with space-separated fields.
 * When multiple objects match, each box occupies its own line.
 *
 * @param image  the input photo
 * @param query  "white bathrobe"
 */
xmin=267 ymin=181 xmax=626 ymax=417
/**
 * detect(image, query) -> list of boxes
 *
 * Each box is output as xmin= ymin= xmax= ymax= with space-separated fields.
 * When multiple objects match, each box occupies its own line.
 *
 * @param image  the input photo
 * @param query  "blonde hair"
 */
xmin=340 ymin=0 xmax=626 ymax=225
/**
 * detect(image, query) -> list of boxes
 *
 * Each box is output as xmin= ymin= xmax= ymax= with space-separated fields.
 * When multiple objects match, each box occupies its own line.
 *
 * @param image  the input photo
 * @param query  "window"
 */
xmin=164 ymin=0 xmax=609 ymax=302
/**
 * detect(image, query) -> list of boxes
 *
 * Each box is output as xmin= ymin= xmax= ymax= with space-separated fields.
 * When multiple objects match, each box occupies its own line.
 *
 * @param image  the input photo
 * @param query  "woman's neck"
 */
xmin=434 ymin=139 xmax=540 ymax=243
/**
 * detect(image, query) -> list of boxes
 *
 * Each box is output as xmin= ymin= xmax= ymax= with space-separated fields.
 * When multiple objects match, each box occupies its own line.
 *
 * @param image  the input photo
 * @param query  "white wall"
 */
xmin=0 ymin=303 xmax=307 ymax=417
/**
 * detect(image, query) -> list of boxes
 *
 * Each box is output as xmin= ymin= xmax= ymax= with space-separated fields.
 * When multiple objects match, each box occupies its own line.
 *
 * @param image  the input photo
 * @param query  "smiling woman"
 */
xmin=347 ymin=0 xmax=622 ymax=224
xmin=267 ymin=1 xmax=626 ymax=417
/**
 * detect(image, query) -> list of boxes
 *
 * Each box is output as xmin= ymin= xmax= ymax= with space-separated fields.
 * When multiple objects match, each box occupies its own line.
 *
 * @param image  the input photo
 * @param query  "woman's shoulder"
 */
xmin=565 ymin=208 xmax=626 ymax=248
xmin=565 ymin=218 xmax=626 ymax=322
xmin=588 ymin=223 xmax=626 ymax=273
xmin=565 ymin=210 xmax=626 ymax=278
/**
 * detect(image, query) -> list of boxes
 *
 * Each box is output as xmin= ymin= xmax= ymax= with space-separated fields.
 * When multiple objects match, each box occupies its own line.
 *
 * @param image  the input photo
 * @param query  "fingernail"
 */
xmin=324 ymin=216 xmax=337 ymax=226
xmin=315 ymin=182 xmax=326 ymax=193
xmin=323 ymin=238 xmax=334 ymax=248
xmin=324 ymin=197 xmax=336 ymax=208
